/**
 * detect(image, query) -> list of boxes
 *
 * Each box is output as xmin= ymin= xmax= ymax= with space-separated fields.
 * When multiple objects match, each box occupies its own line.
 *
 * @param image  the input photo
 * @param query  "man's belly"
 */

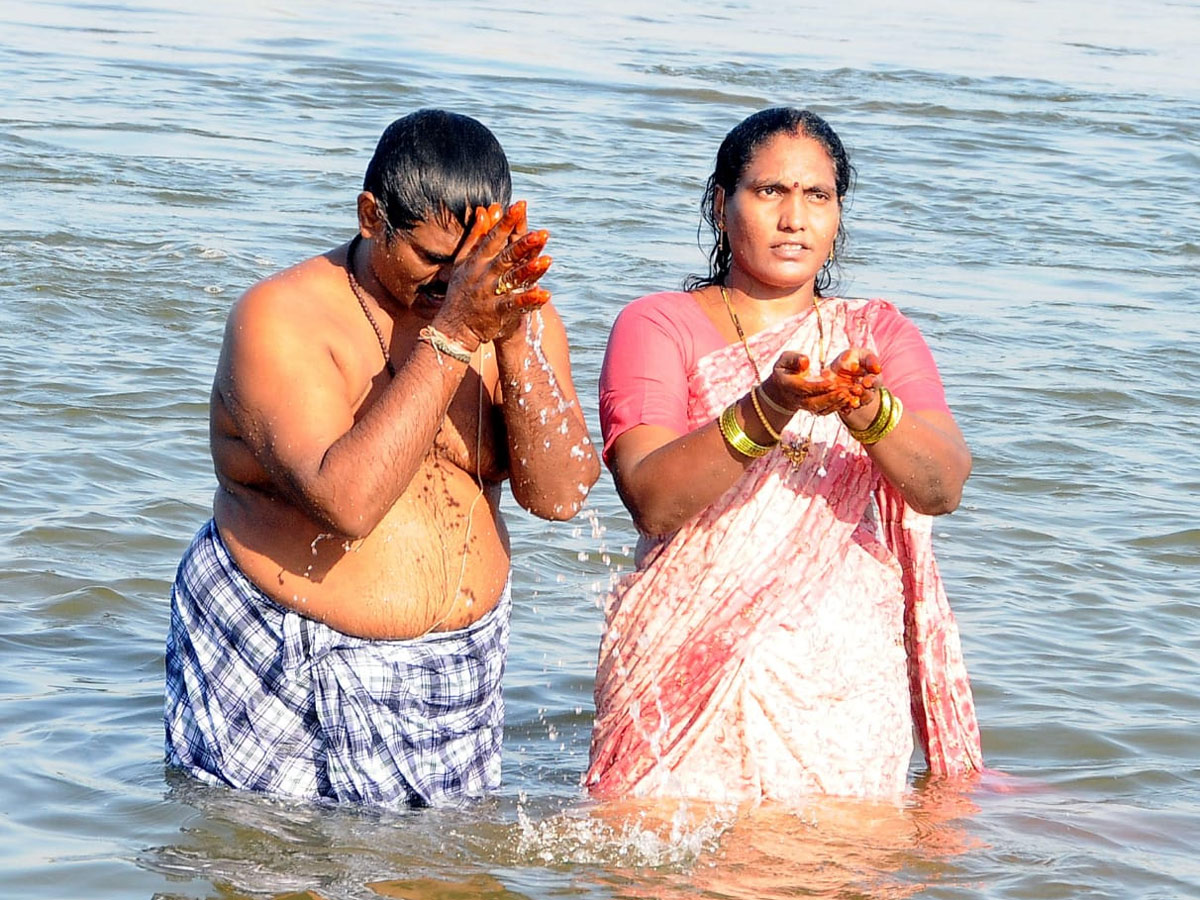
xmin=213 ymin=458 xmax=511 ymax=640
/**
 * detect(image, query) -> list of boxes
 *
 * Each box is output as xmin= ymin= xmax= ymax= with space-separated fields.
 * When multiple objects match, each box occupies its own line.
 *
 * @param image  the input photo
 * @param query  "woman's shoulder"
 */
xmin=611 ymin=290 xmax=716 ymax=342
xmin=616 ymin=290 xmax=705 ymax=322
xmin=836 ymin=295 xmax=901 ymax=315
xmin=605 ymin=290 xmax=721 ymax=375
xmin=837 ymin=296 xmax=922 ymax=335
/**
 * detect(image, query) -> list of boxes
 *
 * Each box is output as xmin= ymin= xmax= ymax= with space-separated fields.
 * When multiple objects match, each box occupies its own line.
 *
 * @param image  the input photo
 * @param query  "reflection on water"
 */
xmin=528 ymin=778 xmax=989 ymax=900
xmin=367 ymin=875 xmax=532 ymax=900
xmin=145 ymin=773 xmax=996 ymax=899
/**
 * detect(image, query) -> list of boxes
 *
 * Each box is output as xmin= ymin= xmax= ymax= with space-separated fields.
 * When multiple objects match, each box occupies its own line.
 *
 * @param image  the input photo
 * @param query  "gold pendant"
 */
xmin=781 ymin=438 xmax=811 ymax=466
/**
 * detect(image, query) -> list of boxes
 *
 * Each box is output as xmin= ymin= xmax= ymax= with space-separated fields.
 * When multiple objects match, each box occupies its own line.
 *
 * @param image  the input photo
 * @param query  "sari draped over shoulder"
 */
xmin=586 ymin=297 xmax=983 ymax=802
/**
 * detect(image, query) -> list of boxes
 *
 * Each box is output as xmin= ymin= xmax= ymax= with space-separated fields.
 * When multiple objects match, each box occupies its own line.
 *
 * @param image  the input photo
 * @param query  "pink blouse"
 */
xmin=599 ymin=291 xmax=950 ymax=461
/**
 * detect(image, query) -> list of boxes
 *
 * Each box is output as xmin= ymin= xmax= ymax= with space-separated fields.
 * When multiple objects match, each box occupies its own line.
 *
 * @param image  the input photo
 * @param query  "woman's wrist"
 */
xmin=718 ymin=394 xmax=777 ymax=460
xmin=844 ymin=387 xmax=904 ymax=445
xmin=839 ymin=387 xmax=880 ymax=431
xmin=758 ymin=380 xmax=799 ymax=417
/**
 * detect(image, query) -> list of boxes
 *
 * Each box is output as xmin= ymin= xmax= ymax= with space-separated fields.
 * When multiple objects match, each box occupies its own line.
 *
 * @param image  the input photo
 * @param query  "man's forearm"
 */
xmin=495 ymin=314 xmax=599 ymax=519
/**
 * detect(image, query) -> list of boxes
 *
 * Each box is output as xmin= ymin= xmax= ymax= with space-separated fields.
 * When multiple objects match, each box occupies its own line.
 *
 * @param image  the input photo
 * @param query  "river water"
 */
xmin=2 ymin=0 xmax=1198 ymax=897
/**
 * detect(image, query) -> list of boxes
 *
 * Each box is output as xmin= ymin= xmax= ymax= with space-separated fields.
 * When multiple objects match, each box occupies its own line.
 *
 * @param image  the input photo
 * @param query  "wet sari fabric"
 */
xmin=587 ymin=297 xmax=983 ymax=801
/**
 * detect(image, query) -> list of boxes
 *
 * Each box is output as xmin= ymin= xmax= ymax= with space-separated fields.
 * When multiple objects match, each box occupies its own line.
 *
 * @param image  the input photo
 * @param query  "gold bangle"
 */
xmin=873 ymin=392 xmax=903 ymax=443
xmin=848 ymin=387 xmax=892 ymax=444
xmin=756 ymin=384 xmax=796 ymax=418
xmin=850 ymin=387 xmax=903 ymax=445
xmin=418 ymin=325 xmax=474 ymax=364
xmin=749 ymin=387 xmax=783 ymax=442
xmin=719 ymin=402 xmax=773 ymax=459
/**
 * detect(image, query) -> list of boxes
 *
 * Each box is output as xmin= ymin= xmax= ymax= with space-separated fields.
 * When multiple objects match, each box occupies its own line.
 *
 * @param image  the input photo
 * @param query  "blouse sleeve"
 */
xmin=874 ymin=304 xmax=952 ymax=415
xmin=598 ymin=296 xmax=693 ymax=464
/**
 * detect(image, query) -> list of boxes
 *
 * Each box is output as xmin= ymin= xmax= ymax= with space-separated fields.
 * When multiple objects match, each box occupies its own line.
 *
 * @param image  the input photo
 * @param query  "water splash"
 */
xmin=309 ymin=533 xmax=337 ymax=555
xmin=513 ymin=794 xmax=733 ymax=868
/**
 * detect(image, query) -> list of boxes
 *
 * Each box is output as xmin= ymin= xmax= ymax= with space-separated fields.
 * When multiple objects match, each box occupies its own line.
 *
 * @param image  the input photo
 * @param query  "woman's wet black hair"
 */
xmin=362 ymin=109 xmax=512 ymax=238
xmin=685 ymin=107 xmax=856 ymax=296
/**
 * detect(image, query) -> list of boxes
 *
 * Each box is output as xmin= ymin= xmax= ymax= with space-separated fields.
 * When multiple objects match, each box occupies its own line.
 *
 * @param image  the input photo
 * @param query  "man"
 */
xmin=165 ymin=109 xmax=600 ymax=807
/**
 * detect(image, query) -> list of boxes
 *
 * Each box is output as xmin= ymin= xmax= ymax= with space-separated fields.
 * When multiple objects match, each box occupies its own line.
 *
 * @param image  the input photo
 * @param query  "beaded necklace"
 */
xmin=345 ymin=234 xmax=397 ymax=378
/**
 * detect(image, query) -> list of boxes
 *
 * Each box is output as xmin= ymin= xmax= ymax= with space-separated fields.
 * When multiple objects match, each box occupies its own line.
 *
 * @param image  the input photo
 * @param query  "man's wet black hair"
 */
xmin=363 ymin=109 xmax=512 ymax=236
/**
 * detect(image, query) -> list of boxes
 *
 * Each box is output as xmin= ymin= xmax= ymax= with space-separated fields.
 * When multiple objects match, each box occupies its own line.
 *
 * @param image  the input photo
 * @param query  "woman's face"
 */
xmin=719 ymin=132 xmax=841 ymax=297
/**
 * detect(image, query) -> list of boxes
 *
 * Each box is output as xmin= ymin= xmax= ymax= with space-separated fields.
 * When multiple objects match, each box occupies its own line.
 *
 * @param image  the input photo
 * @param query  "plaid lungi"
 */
xmin=164 ymin=519 xmax=511 ymax=807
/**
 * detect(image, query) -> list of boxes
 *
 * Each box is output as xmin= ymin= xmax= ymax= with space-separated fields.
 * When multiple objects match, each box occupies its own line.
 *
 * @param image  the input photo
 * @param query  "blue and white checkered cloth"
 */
xmin=164 ymin=519 xmax=511 ymax=807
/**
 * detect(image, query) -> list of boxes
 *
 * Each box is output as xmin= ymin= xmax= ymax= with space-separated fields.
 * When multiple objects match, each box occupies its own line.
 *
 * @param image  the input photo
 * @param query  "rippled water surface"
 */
xmin=2 ymin=1 xmax=1198 ymax=897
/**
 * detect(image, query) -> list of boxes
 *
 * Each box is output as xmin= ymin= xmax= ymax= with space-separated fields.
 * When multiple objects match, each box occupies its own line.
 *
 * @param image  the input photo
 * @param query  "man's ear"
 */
xmin=356 ymin=191 xmax=386 ymax=239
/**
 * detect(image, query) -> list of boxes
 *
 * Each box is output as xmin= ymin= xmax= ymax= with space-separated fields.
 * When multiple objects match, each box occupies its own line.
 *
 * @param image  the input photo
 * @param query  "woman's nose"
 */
xmin=778 ymin=194 xmax=807 ymax=231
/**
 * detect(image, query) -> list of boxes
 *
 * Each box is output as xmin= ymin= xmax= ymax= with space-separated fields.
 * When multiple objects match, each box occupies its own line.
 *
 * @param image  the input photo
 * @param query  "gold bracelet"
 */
xmin=756 ymin=384 xmax=797 ymax=418
xmin=849 ymin=388 xmax=902 ymax=448
xmin=872 ymin=392 xmax=903 ymax=443
xmin=749 ymin=387 xmax=783 ymax=442
xmin=849 ymin=386 xmax=897 ymax=446
xmin=719 ymin=402 xmax=773 ymax=459
xmin=418 ymin=325 xmax=474 ymax=364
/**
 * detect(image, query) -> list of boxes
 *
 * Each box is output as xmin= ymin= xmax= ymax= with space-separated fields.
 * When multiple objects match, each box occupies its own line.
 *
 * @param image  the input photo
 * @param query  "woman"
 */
xmin=587 ymin=108 xmax=984 ymax=803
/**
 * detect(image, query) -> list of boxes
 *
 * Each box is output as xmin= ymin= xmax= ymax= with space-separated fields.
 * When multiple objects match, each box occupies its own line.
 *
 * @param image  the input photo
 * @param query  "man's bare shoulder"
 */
xmin=228 ymin=247 xmax=349 ymax=332
xmin=216 ymin=245 xmax=364 ymax=391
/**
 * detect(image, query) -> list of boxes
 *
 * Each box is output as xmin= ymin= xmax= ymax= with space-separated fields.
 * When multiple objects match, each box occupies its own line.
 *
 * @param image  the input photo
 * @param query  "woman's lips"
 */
xmin=771 ymin=241 xmax=811 ymax=257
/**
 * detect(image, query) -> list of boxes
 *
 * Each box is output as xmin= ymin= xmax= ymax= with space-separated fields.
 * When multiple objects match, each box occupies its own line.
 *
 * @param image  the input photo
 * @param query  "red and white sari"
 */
xmin=587 ymin=298 xmax=983 ymax=802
